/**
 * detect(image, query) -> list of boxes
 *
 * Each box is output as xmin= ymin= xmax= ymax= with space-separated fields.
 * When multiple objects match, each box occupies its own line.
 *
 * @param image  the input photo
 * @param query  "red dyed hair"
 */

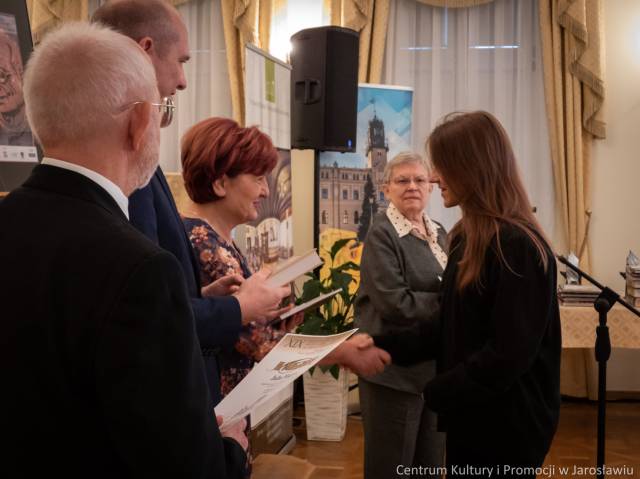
xmin=181 ymin=117 xmax=278 ymax=203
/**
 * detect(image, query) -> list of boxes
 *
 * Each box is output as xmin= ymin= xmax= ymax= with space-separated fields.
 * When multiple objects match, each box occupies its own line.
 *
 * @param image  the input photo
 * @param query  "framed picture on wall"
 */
xmin=0 ymin=0 xmax=38 ymax=194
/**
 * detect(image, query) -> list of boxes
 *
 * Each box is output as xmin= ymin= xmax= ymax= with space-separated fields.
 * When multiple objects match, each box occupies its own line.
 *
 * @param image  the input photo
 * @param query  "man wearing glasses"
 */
xmin=92 ymin=0 xmax=292 ymax=408
xmin=0 ymin=22 xmax=247 ymax=477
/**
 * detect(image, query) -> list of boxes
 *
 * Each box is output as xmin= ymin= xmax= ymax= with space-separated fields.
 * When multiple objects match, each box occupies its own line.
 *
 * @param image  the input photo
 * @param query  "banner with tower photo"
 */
xmin=317 ymin=84 xmax=413 ymax=287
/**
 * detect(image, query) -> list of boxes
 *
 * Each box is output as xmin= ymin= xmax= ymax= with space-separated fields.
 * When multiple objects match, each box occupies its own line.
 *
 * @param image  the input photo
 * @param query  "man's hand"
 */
xmin=319 ymin=334 xmax=391 ymax=377
xmin=201 ymin=274 xmax=244 ymax=297
xmin=233 ymin=268 xmax=291 ymax=325
xmin=216 ymin=416 xmax=248 ymax=452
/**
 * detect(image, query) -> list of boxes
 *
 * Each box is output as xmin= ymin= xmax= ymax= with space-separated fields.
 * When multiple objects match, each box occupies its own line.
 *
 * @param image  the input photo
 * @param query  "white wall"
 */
xmin=590 ymin=0 xmax=640 ymax=393
xmin=291 ymin=149 xmax=315 ymax=255
xmin=591 ymin=0 xmax=640 ymax=290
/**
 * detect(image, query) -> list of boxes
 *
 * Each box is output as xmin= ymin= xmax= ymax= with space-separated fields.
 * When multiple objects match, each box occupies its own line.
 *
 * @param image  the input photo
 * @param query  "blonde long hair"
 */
xmin=427 ymin=111 xmax=551 ymax=290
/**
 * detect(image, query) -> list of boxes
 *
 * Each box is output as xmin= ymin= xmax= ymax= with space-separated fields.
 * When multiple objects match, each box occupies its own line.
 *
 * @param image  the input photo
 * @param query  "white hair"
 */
xmin=23 ymin=22 xmax=157 ymax=147
xmin=382 ymin=151 xmax=430 ymax=184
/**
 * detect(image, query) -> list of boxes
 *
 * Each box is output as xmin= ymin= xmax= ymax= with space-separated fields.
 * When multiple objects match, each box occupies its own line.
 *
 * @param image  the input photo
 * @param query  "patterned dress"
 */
xmin=183 ymin=216 xmax=287 ymax=396
xmin=183 ymin=216 xmax=288 ymax=475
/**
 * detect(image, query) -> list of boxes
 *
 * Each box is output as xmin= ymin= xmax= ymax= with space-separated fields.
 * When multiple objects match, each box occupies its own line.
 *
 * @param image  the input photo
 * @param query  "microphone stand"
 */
xmin=557 ymin=256 xmax=640 ymax=479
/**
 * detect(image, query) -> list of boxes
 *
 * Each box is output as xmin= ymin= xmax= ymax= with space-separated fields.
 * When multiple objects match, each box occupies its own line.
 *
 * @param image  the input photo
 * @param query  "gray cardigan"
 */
xmin=354 ymin=211 xmax=447 ymax=394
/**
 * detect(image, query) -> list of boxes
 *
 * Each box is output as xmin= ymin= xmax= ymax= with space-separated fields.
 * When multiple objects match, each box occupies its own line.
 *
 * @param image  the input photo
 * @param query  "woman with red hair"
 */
xmin=181 ymin=117 xmax=296 ymax=390
xmin=181 ymin=118 xmax=391 ymax=472
xmin=180 ymin=117 xmax=297 ymax=474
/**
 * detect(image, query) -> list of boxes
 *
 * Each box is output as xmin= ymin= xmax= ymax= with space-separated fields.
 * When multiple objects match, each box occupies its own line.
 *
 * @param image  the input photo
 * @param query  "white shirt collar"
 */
xmin=41 ymin=157 xmax=129 ymax=219
xmin=386 ymin=202 xmax=438 ymax=239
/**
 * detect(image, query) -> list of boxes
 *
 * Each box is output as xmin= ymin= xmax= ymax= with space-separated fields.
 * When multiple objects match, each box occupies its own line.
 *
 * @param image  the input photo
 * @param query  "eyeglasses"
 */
xmin=391 ymin=176 xmax=429 ymax=188
xmin=120 ymin=97 xmax=176 ymax=128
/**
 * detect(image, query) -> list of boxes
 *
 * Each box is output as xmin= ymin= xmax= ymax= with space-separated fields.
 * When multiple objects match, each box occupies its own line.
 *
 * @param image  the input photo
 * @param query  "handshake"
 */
xmin=202 ymin=268 xmax=392 ymax=378
xmin=319 ymin=333 xmax=391 ymax=377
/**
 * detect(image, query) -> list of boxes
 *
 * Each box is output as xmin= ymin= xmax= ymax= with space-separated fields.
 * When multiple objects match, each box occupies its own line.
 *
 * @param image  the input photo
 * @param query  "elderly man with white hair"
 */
xmin=0 ymin=23 xmax=247 ymax=478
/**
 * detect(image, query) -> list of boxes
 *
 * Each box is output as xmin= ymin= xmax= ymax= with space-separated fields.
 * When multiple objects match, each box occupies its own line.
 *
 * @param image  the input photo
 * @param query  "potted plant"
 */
xmin=296 ymin=237 xmax=360 ymax=441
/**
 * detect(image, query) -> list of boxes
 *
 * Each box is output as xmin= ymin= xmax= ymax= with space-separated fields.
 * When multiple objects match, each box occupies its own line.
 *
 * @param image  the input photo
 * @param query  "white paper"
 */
xmin=215 ymin=330 xmax=357 ymax=428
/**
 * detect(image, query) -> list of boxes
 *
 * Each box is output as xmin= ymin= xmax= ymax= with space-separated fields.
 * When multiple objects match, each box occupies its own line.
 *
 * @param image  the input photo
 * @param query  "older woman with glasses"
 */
xmin=355 ymin=152 xmax=447 ymax=479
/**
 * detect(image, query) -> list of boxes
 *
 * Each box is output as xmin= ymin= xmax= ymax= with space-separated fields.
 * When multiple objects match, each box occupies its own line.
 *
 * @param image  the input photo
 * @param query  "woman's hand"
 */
xmin=277 ymin=310 xmax=304 ymax=333
xmin=201 ymin=274 xmax=244 ymax=297
xmin=319 ymin=334 xmax=391 ymax=377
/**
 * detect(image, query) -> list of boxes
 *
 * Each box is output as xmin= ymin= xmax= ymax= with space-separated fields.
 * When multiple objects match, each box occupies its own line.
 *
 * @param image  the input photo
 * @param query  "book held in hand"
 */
xmin=266 ymin=249 xmax=323 ymax=287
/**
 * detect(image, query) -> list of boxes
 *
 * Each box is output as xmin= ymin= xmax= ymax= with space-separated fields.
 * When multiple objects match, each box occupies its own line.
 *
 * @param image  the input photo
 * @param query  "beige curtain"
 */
xmin=415 ymin=0 xmax=493 ymax=7
xmin=539 ymin=0 xmax=606 ymax=399
xmin=26 ymin=0 xmax=89 ymax=44
xmin=325 ymin=0 xmax=390 ymax=83
xmin=539 ymin=0 xmax=605 ymax=271
xmin=220 ymin=0 xmax=260 ymax=125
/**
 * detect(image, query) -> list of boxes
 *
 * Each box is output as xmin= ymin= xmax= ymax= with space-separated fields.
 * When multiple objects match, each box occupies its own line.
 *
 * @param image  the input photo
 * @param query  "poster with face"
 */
xmin=0 ymin=13 xmax=34 ymax=151
xmin=0 ymin=6 xmax=38 ymax=193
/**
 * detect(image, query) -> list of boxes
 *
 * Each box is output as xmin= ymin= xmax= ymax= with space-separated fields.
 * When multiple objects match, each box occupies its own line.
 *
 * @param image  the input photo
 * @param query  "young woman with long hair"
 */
xmin=377 ymin=111 xmax=561 ymax=478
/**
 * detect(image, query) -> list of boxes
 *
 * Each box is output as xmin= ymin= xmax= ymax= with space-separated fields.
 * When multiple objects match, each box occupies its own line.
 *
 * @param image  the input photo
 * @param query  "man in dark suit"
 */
xmin=0 ymin=22 xmax=247 ymax=478
xmin=91 ymin=0 xmax=291 ymax=406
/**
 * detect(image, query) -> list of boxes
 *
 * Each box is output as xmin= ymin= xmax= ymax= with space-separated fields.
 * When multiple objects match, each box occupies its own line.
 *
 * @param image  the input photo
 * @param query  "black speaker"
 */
xmin=290 ymin=26 xmax=359 ymax=152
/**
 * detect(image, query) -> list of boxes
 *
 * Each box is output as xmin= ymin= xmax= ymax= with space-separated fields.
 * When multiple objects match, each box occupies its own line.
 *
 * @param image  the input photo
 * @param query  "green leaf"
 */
xmin=329 ymin=364 xmax=340 ymax=380
xmin=297 ymin=313 xmax=324 ymax=335
xmin=330 ymin=270 xmax=353 ymax=291
xmin=329 ymin=238 xmax=353 ymax=261
xmin=300 ymin=278 xmax=322 ymax=303
xmin=333 ymin=261 xmax=360 ymax=273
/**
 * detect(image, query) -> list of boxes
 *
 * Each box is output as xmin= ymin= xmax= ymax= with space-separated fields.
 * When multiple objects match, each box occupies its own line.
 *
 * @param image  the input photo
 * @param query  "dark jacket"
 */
xmin=129 ymin=167 xmax=242 ymax=405
xmin=355 ymin=211 xmax=446 ymax=394
xmin=0 ymin=165 xmax=246 ymax=478
xmin=376 ymin=224 xmax=561 ymax=468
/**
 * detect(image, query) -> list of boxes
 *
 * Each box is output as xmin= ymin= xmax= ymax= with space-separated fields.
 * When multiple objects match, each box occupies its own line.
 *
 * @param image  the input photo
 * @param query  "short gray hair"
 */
xmin=382 ymin=151 xmax=430 ymax=184
xmin=23 ymin=22 xmax=157 ymax=147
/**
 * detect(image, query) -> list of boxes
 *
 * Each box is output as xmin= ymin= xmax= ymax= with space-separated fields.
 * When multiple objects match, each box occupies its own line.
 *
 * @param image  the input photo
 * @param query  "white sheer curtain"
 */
xmin=90 ymin=0 xmax=232 ymax=172
xmin=383 ymin=0 xmax=554 ymax=238
xmin=160 ymin=0 xmax=232 ymax=171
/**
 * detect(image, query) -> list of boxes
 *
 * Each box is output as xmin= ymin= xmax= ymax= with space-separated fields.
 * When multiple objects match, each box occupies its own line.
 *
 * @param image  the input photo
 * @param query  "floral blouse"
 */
xmin=182 ymin=216 xmax=287 ymax=397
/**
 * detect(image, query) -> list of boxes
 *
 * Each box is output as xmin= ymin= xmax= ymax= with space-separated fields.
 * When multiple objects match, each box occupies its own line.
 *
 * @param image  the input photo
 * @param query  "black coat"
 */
xmin=0 ymin=165 xmax=246 ymax=478
xmin=376 ymin=224 xmax=561 ymax=471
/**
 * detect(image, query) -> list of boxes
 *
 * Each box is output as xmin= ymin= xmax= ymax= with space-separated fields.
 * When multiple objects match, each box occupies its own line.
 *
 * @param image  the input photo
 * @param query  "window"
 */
xmin=343 ymin=189 xmax=348 ymax=200
xmin=383 ymin=0 xmax=554 ymax=237
xmin=321 ymin=188 xmax=328 ymax=199
xmin=343 ymin=210 xmax=348 ymax=224
xmin=353 ymin=189 xmax=359 ymax=200
xmin=354 ymin=211 xmax=360 ymax=224
xmin=269 ymin=0 xmax=328 ymax=62
xmin=321 ymin=210 xmax=327 ymax=224
xmin=379 ymin=191 xmax=385 ymax=201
